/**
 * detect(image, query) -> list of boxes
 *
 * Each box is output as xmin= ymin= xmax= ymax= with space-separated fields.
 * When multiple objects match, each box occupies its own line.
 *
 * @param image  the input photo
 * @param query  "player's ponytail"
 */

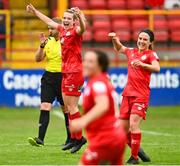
xmin=140 ymin=29 xmax=154 ymax=50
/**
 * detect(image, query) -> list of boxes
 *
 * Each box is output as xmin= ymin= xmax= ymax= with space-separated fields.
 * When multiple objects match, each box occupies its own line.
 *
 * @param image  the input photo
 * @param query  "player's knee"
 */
xmin=40 ymin=102 xmax=52 ymax=111
xmin=67 ymin=104 xmax=78 ymax=114
xmin=129 ymin=120 xmax=139 ymax=132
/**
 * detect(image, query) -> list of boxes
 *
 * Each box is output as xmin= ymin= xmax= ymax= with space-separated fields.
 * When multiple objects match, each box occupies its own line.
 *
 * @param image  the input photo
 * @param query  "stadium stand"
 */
xmin=0 ymin=0 xmax=179 ymax=67
xmin=9 ymin=0 xmax=49 ymax=61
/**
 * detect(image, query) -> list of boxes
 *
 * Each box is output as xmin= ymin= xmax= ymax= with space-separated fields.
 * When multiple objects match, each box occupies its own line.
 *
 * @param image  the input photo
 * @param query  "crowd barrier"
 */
xmin=0 ymin=67 xmax=179 ymax=107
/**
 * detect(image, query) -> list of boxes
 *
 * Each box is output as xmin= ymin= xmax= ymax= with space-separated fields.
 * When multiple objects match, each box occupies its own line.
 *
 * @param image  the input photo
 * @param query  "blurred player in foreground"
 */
xmin=70 ymin=50 xmax=126 ymax=165
xmin=26 ymin=4 xmax=87 ymax=153
xmin=28 ymin=18 xmax=70 ymax=147
xmin=109 ymin=29 xmax=160 ymax=164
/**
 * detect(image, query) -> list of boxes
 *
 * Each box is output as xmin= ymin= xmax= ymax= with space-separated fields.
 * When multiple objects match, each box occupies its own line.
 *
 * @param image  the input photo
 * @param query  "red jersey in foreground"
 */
xmin=58 ymin=26 xmax=83 ymax=73
xmin=83 ymin=73 xmax=125 ymax=147
xmin=123 ymin=48 xmax=159 ymax=102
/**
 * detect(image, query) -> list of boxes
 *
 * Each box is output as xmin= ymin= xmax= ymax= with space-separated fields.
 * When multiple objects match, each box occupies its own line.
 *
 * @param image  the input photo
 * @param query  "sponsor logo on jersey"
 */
xmin=141 ymin=55 xmax=147 ymax=61
xmin=66 ymin=31 xmax=71 ymax=36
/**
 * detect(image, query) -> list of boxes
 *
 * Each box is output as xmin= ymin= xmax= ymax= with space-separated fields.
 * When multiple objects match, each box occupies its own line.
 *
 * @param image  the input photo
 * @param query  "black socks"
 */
xmin=38 ymin=110 xmax=50 ymax=142
xmin=64 ymin=112 xmax=71 ymax=140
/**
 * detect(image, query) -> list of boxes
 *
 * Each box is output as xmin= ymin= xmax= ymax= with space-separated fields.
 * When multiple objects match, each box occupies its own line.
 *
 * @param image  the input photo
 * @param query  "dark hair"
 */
xmin=139 ymin=29 xmax=155 ymax=49
xmin=93 ymin=50 xmax=109 ymax=72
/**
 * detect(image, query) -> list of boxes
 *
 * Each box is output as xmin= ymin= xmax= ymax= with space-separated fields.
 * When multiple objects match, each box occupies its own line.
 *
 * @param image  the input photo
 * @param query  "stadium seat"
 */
xmin=154 ymin=19 xmax=168 ymax=30
xmin=92 ymin=14 xmax=110 ymax=20
xmin=83 ymin=29 xmax=93 ymax=42
xmin=93 ymin=20 xmax=111 ymax=30
xmin=131 ymin=19 xmax=149 ymax=30
xmin=70 ymin=0 xmax=88 ymax=9
xmin=107 ymin=0 xmax=126 ymax=9
xmin=171 ymin=31 xmax=180 ymax=42
xmin=89 ymin=0 xmax=107 ymax=9
xmin=94 ymin=30 xmax=110 ymax=42
xmin=111 ymin=15 xmax=129 ymax=21
xmin=116 ymin=30 xmax=131 ymax=42
xmin=130 ymin=15 xmax=147 ymax=19
xmin=127 ymin=0 xmax=145 ymax=9
xmin=168 ymin=19 xmax=180 ymax=30
xmin=154 ymin=30 xmax=169 ymax=42
xmin=112 ymin=19 xmax=131 ymax=31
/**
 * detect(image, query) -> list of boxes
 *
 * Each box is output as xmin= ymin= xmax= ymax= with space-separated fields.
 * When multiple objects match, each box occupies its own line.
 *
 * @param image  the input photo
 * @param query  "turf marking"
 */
xmin=52 ymin=111 xmax=180 ymax=138
xmin=52 ymin=111 xmax=64 ymax=120
xmin=142 ymin=130 xmax=180 ymax=137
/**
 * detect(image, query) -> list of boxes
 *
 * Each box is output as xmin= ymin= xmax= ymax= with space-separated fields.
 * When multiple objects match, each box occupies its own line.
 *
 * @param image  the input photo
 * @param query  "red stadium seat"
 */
xmin=94 ymin=30 xmax=110 ymax=42
xmin=130 ymin=15 xmax=147 ymax=20
xmin=116 ymin=30 xmax=131 ymax=42
xmin=83 ymin=29 xmax=93 ymax=42
xmin=107 ymin=0 xmax=126 ymax=9
xmin=154 ymin=30 xmax=169 ymax=42
xmin=112 ymin=19 xmax=131 ymax=31
xmin=92 ymin=14 xmax=110 ymax=20
xmin=111 ymin=15 xmax=129 ymax=21
xmin=127 ymin=0 xmax=145 ymax=9
xmin=168 ymin=19 xmax=180 ymax=30
xmin=70 ymin=0 xmax=88 ymax=9
xmin=171 ymin=31 xmax=180 ymax=42
xmin=93 ymin=19 xmax=111 ymax=30
xmin=167 ymin=15 xmax=180 ymax=20
xmin=132 ymin=31 xmax=139 ymax=41
xmin=89 ymin=0 xmax=107 ymax=9
xmin=131 ymin=19 xmax=149 ymax=30
xmin=154 ymin=19 xmax=168 ymax=30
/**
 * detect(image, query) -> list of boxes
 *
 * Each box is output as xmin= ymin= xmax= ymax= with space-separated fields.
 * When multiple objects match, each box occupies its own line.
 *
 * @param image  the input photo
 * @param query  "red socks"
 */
xmin=127 ymin=132 xmax=131 ymax=147
xmin=69 ymin=112 xmax=82 ymax=140
xmin=131 ymin=133 xmax=141 ymax=160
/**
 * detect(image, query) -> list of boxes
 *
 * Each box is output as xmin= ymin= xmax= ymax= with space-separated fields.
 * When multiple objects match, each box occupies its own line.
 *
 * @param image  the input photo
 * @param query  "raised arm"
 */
xmin=72 ymin=7 xmax=86 ymax=35
xmin=35 ymin=33 xmax=47 ymax=62
xmin=108 ymin=32 xmax=127 ymax=53
xmin=26 ymin=4 xmax=59 ymax=29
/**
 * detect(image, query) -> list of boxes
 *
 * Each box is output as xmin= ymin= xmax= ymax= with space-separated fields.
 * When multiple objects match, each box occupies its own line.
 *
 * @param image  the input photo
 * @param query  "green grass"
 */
xmin=0 ymin=106 xmax=180 ymax=165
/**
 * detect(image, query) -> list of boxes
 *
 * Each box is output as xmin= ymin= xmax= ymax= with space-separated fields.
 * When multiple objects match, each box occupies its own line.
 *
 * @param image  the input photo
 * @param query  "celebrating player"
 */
xmin=28 ymin=18 xmax=70 ymax=147
xmin=70 ymin=50 xmax=126 ymax=165
xmin=26 ymin=4 xmax=87 ymax=153
xmin=109 ymin=29 xmax=160 ymax=164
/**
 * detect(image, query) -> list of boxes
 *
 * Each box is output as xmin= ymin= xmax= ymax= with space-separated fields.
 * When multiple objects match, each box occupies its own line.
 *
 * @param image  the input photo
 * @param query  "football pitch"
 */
xmin=0 ymin=106 xmax=180 ymax=165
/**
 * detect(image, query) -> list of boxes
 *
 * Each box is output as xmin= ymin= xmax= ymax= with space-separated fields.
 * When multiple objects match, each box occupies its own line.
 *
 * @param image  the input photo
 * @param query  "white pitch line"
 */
xmin=52 ymin=111 xmax=64 ymax=120
xmin=142 ymin=130 xmax=180 ymax=137
xmin=52 ymin=111 xmax=180 ymax=138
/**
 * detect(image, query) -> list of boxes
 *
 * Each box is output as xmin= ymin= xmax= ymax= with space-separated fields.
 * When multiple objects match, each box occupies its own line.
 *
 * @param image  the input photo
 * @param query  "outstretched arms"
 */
xmin=108 ymin=32 xmax=127 ymax=53
xmin=26 ymin=4 xmax=59 ymax=29
xmin=72 ymin=7 xmax=86 ymax=35
xmin=35 ymin=33 xmax=47 ymax=62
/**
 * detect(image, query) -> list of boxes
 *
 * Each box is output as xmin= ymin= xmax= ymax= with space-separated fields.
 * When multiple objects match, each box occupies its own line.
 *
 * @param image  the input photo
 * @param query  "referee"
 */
xmin=28 ymin=18 xmax=70 ymax=147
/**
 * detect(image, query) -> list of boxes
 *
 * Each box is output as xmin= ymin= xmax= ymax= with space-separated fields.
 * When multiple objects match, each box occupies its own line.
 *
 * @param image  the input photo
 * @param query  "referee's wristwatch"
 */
xmin=40 ymin=43 xmax=45 ymax=48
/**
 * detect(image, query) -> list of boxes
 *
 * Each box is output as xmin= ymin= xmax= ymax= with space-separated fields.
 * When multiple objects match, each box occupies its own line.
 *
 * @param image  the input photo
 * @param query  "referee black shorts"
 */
xmin=41 ymin=71 xmax=64 ymax=106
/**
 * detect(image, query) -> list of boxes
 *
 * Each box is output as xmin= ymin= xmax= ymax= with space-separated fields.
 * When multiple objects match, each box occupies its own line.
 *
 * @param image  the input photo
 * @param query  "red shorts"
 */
xmin=120 ymin=96 xmax=148 ymax=120
xmin=81 ymin=142 xmax=126 ymax=165
xmin=62 ymin=72 xmax=84 ymax=96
